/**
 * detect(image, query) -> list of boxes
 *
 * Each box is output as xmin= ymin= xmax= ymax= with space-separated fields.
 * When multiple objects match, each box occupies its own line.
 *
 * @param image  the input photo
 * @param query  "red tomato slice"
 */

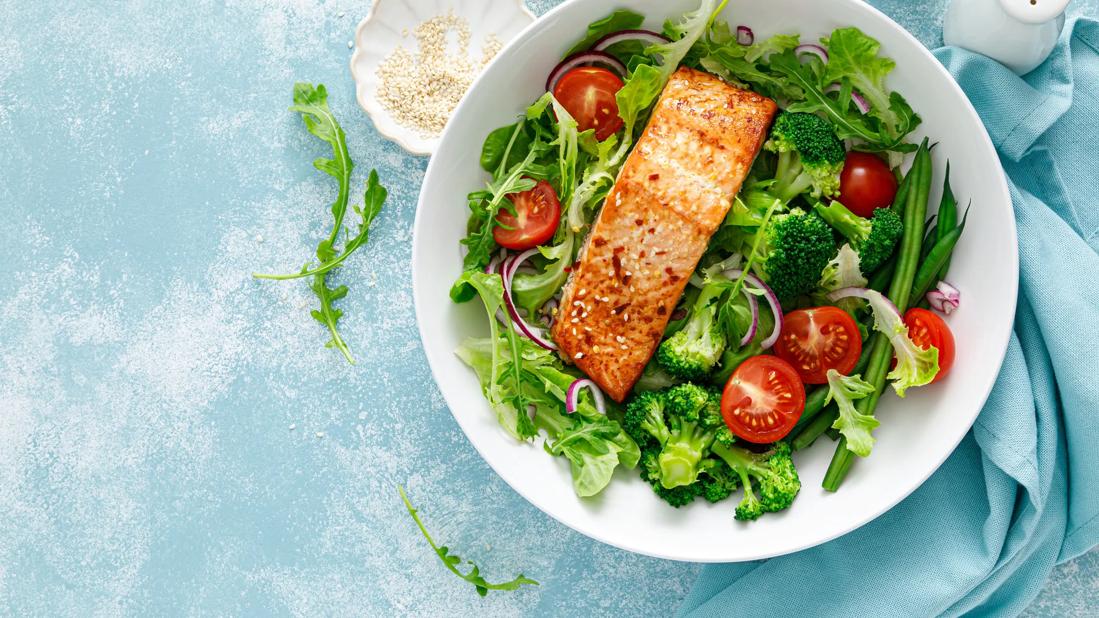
xmin=493 ymin=179 xmax=561 ymax=250
xmin=839 ymin=151 xmax=898 ymax=217
xmin=903 ymin=308 xmax=956 ymax=383
xmin=552 ymin=67 xmax=624 ymax=141
xmin=773 ymin=306 xmax=862 ymax=384
xmin=721 ymin=355 xmax=806 ymax=444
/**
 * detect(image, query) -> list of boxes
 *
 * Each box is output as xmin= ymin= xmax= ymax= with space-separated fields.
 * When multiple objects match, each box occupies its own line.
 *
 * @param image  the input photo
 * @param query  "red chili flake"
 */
xmin=656 ymin=305 xmax=667 ymax=316
xmin=634 ymin=218 xmax=644 ymax=226
xmin=648 ymin=173 xmax=660 ymax=181
xmin=593 ymin=237 xmax=607 ymax=247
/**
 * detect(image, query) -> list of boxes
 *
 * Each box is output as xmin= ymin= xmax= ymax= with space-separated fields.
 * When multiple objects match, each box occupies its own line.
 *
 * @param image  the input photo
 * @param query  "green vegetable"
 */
xmin=755 ymin=208 xmax=838 ymax=301
xmin=399 ymin=486 xmax=538 ymax=597
xmin=455 ymin=272 xmax=535 ymax=439
xmin=791 ymin=405 xmax=839 ymax=451
xmin=824 ymin=141 xmax=933 ymax=491
xmin=694 ymin=28 xmax=803 ymax=101
xmin=764 ymin=112 xmax=847 ymax=201
xmin=814 ymin=200 xmax=903 ymax=274
xmin=818 ymin=243 xmax=868 ymax=314
xmin=769 ymin=48 xmax=919 ymax=154
xmin=936 ymin=163 xmax=958 ymax=279
xmin=824 ymin=369 xmax=878 ymax=457
xmin=565 ymin=9 xmax=645 ymax=56
xmin=911 ymin=213 xmax=967 ymax=303
xmin=457 ymin=336 xmax=640 ymax=497
xmin=254 ymin=83 xmax=389 ymax=363
xmin=710 ymin=432 xmax=801 ymax=521
xmin=623 ymin=384 xmax=724 ymax=489
xmin=656 ymin=279 xmax=731 ymax=380
xmin=712 ymin=340 xmax=764 ymax=386
xmin=821 ymin=28 xmax=921 ymax=153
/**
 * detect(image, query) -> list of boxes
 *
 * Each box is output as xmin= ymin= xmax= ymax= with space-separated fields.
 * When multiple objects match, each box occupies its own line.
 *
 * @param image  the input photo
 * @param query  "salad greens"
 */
xmin=453 ymin=0 xmax=965 ymax=517
xmin=399 ymin=486 xmax=538 ymax=596
xmin=254 ymin=83 xmax=388 ymax=363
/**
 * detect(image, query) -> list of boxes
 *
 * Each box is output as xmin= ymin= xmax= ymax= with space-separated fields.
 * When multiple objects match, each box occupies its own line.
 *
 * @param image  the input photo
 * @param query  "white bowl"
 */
xmin=350 ymin=0 xmax=535 ymax=155
xmin=413 ymin=0 xmax=1017 ymax=562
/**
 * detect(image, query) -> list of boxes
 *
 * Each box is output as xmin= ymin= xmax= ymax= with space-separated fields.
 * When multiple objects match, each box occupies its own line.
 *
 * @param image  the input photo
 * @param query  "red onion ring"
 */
xmin=566 ymin=378 xmax=606 ymax=415
xmin=828 ymin=286 xmax=901 ymax=317
xmin=823 ymin=83 xmax=871 ymax=114
xmin=739 ymin=285 xmax=759 ymax=347
xmin=545 ymin=51 xmax=627 ymax=93
xmin=795 ymin=43 xmax=829 ymax=64
xmin=723 ymin=269 xmax=784 ymax=349
xmin=736 ymin=25 xmax=754 ymax=46
xmin=500 ymin=248 xmax=558 ymax=350
xmin=591 ymin=29 xmax=670 ymax=52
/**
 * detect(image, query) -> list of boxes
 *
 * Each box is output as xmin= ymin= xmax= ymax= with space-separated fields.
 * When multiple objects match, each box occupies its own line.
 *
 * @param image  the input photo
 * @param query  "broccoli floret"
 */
xmin=624 ymin=384 xmax=724 ymax=490
xmin=757 ymin=209 xmax=838 ymax=301
xmin=656 ymin=281 xmax=728 ymax=380
xmin=814 ymin=200 xmax=903 ymax=274
xmin=698 ymin=458 xmax=740 ymax=503
xmin=764 ymin=112 xmax=847 ymax=201
xmin=710 ymin=430 xmax=801 ymax=521
xmin=641 ymin=447 xmax=702 ymax=507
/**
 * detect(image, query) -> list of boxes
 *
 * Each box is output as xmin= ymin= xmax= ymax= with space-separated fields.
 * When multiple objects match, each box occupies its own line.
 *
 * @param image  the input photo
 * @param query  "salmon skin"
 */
xmin=551 ymin=67 xmax=777 ymax=402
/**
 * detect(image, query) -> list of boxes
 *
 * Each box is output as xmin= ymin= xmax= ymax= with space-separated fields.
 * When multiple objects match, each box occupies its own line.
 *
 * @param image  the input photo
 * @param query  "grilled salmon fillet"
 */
xmin=551 ymin=67 xmax=777 ymax=402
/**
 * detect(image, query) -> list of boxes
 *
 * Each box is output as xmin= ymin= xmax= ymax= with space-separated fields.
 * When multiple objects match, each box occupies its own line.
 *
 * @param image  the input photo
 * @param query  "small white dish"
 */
xmin=414 ymin=0 xmax=1017 ymax=562
xmin=350 ymin=0 xmax=536 ymax=155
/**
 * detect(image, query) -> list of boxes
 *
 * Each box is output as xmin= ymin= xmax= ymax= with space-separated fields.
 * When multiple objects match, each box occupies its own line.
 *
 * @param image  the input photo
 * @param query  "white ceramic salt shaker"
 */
xmin=943 ymin=0 xmax=1069 ymax=74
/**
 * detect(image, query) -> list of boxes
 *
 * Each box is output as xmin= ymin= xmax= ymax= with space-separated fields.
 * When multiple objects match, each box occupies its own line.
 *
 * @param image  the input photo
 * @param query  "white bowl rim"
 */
xmin=412 ymin=0 xmax=1018 ymax=562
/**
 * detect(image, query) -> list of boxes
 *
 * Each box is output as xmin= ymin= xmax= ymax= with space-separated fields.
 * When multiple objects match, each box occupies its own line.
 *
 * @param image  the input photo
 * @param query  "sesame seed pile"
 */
xmin=375 ymin=12 xmax=502 ymax=138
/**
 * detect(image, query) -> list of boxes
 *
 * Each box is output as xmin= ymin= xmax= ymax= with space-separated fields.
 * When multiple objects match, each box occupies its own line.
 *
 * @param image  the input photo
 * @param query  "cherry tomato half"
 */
xmin=773 ymin=306 xmax=863 ymax=384
xmin=839 ymin=151 xmax=898 ymax=217
xmin=552 ymin=67 xmax=624 ymax=141
xmin=493 ymin=179 xmax=561 ymax=250
xmin=721 ymin=355 xmax=806 ymax=444
xmin=903 ymin=308 xmax=956 ymax=383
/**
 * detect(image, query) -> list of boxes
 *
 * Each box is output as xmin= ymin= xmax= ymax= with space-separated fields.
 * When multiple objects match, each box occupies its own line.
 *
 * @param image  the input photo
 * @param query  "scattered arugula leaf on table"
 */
xmin=253 ymin=83 xmax=388 ymax=363
xmin=399 ymin=486 xmax=539 ymax=597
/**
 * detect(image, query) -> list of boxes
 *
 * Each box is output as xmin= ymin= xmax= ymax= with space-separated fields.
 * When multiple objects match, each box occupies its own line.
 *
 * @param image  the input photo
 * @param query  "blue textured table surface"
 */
xmin=1 ymin=0 xmax=1095 ymax=615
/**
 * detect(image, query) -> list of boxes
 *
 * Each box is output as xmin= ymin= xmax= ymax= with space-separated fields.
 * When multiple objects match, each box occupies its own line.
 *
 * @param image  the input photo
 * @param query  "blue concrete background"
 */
xmin=0 ymin=0 xmax=1094 ymax=615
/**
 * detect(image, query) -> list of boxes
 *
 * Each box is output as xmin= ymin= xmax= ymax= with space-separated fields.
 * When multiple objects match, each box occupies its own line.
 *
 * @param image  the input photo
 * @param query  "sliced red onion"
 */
xmin=795 ymin=43 xmax=829 ymax=64
xmin=736 ymin=25 xmax=754 ymax=46
xmin=566 ymin=378 xmax=606 ymax=415
xmin=546 ymin=51 xmax=627 ymax=93
xmin=723 ymin=269 xmax=784 ymax=349
xmin=926 ymin=281 xmax=960 ymax=315
xmin=739 ymin=285 xmax=759 ymax=347
xmin=500 ymin=248 xmax=557 ymax=350
xmin=828 ymin=287 xmax=901 ymax=317
xmin=822 ymin=83 xmax=872 ymax=114
xmin=592 ymin=29 xmax=670 ymax=52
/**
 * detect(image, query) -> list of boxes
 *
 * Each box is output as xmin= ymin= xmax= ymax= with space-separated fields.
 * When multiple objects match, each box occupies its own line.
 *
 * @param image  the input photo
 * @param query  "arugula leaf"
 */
xmin=454 ymin=271 xmax=536 ymax=439
xmin=399 ymin=486 xmax=538 ymax=597
xmin=255 ymin=83 xmax=388 ymax=363
xmin=564 ymin=9 xmax=645 ymax=56
xmin=310 ymin=274 xmax=353 ymax=363
xmin=289 ymin=83 xmax=354 ymax=250
xmin=254 ymin=170 xmax=388 ymax=280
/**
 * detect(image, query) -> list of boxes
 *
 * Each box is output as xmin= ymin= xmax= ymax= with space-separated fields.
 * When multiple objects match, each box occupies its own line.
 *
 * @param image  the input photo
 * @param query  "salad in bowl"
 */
xmin=414 ymin=0 xmax=1015 ymax=560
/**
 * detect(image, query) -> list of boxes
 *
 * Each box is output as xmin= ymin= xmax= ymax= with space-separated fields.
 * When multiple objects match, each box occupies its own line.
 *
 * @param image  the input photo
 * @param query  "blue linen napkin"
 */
xmin=680 ymin=18 xmax=1099 ymax=617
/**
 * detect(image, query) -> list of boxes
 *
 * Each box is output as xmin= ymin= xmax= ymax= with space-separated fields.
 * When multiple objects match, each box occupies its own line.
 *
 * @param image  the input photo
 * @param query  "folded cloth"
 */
xmin=679 ymin=18 xmax=1099 ymax=617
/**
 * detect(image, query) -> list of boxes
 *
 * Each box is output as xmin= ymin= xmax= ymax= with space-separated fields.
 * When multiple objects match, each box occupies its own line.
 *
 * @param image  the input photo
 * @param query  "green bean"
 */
xmin=826 ymin=427 xmax=841 ymax=441
xmin=936 ymin=163 xmax=958 ymax=280
xmin=910 ymin=223 xmax=965 ymax=303
xmin=867 ymin=254 xmax=898 ymax=293
xmin=823 ymin=140 xmax=933 ymax=492
xmin=792 ymin=405 xmax=839 ymax=451
xmin=919 ymin=220 xmax=938 ymax=263
xmin=891 ymin=157 xmax=915 ymax=215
